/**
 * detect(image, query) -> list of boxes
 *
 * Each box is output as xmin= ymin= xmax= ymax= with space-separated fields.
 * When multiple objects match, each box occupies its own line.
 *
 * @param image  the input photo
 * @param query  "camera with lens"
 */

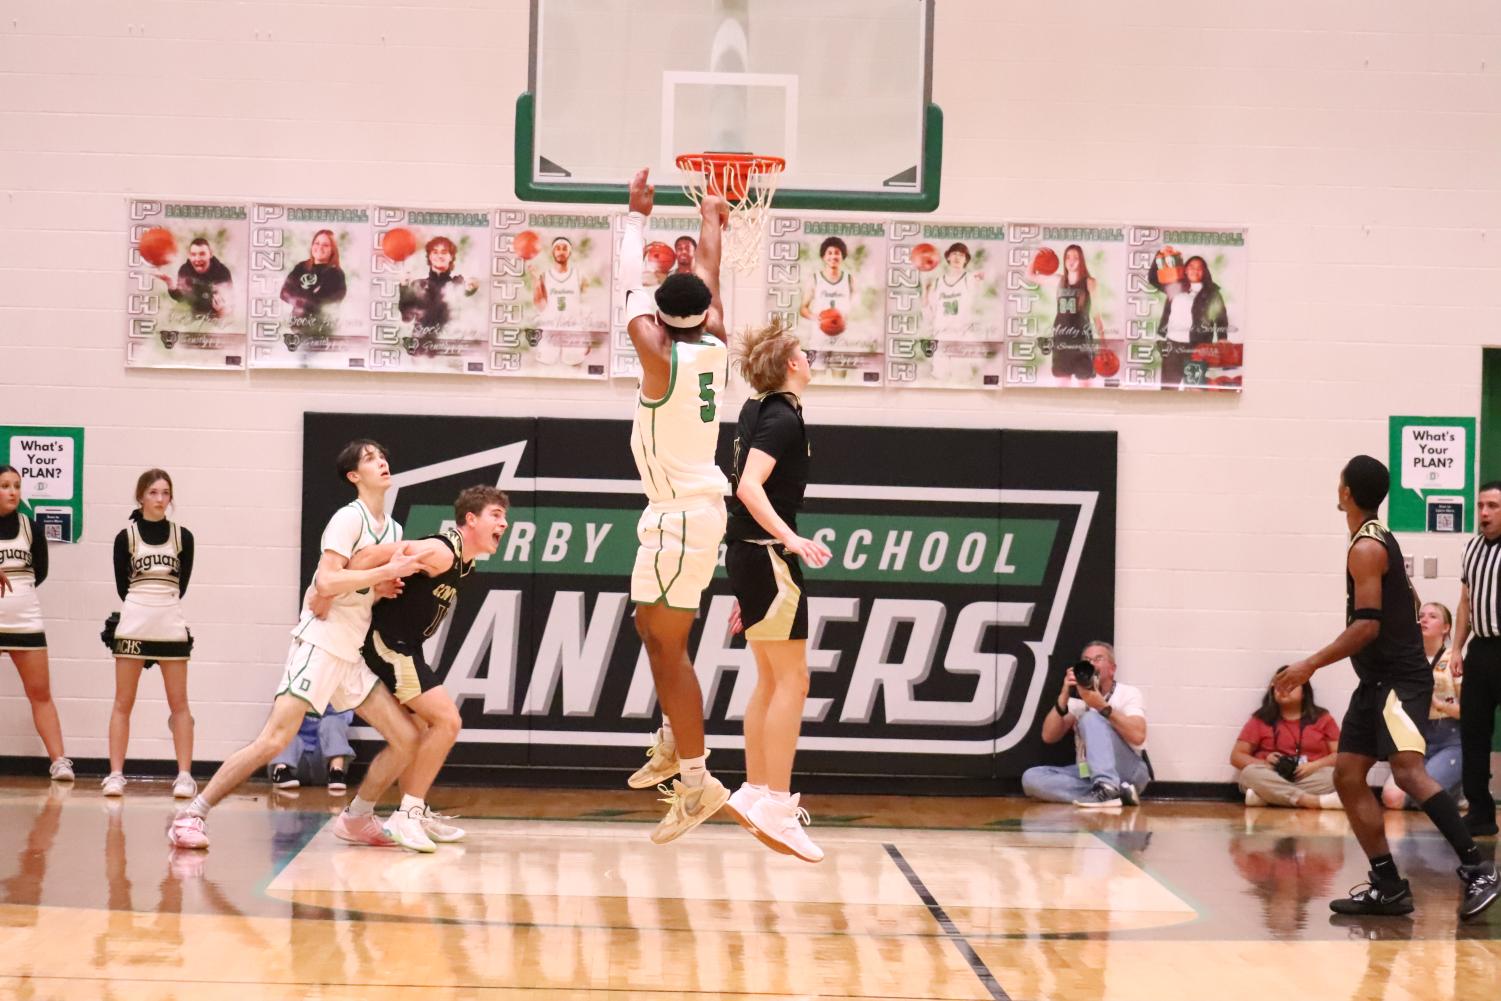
xmin=1273 ymin=754 xmax=1300 ymax=782
xmin=1068 ymin=659 xmax=1097 ymax=700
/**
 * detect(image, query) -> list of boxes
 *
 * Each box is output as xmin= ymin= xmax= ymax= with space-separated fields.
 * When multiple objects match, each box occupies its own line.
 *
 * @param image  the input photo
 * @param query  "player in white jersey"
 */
xmin=0 ymin=465 xmax=72 ymax=783
xmin=101 ymin=469 xmax=199 ymax=800
xmin=799 ymin=236 xmax=856 ymax=337
xmin=617 ymin=167 xmax=733 ymax=842
xmin=168 ymin=440 xmax=428 ymax=851
xmin=925 ymin=242 xmax=985 ymax=340
xmin=532 ymin=237 xmax=592 ymax=365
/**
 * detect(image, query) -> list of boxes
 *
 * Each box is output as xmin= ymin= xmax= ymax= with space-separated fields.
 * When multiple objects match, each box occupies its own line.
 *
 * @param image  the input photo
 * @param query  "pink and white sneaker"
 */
xmin=332 ymin=811 xmax=397 ymax=847
xmin=166 ymin=812 xmax=210 ymax=850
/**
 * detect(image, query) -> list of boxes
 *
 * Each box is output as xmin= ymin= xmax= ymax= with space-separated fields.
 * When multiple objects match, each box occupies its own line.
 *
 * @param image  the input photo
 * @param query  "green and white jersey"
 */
xmin=632 ymin=336 xmax=730 ymax=505
xmin=292 ymin=499 xmax=403 ymax=662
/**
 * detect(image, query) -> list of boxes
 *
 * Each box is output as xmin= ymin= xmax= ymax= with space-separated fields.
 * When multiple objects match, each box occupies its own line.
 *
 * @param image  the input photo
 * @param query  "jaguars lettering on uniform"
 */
xmin=110 ymin=516 xmax=196 ymax=662
xmin=0 ymin=511 xmax=48 ymax=650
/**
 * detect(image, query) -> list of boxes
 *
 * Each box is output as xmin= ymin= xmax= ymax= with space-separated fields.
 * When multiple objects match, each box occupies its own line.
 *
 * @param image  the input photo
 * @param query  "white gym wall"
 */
xmin=2 ymin=1 xmax=1496 ymax=781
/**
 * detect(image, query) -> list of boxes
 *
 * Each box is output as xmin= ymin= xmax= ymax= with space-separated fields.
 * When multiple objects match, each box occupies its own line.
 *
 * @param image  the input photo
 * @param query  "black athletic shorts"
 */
xmin=362 ymin=628 xmax=442 ymax=705
xmin=1050 ymin=327 xmax=1095 ymax=380
xmin=726 ymin=540 xmax=809 ymax=642
xmin=1339 ymin=674 xmax=1433 ymax=760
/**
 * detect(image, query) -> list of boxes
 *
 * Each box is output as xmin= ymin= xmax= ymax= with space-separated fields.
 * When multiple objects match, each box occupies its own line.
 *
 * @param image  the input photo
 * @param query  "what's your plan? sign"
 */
xmin=1 ymin=426 xmax=85 ymax=543
xmin=1388 ymin=416 xmax=1475 ymax=534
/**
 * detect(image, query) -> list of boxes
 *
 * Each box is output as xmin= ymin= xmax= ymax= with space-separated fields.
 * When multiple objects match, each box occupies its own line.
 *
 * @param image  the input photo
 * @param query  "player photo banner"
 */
xmin=1001 ymin=224 xmax=1129 ymax=390
xmin=608 ymin=214 xmax=729 ymax=382
xmin=887 ymin=221 xmax=1006 ymax=390
xmin=765 ymin=216 xmax=887 ymax=387
xmin=126 ymin=200 xmax=248 ymax=369
xmin=369 ymin=207 xmax=491 ymax=375
xmin=247 ymin=204 xmax=374 ymax=370
xmin=490 ymin=210 xmax=611 ymax=380
xmin=1125 ymin=225 xmax=1248 ymax=392
xmin=303 ymin=412 xmax=1116 ymax=786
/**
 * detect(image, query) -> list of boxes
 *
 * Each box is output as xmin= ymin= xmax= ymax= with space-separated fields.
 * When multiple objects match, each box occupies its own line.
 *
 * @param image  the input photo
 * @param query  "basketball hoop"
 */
xmin=675 ymin=152 xmax=784 ymax=275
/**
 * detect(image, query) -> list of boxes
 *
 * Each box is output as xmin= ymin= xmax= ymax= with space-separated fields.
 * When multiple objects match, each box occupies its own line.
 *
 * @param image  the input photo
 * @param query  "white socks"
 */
xmin=660 ymin=720 xmax=676 ymax=751
xmin=401 ymin=794 xmax=425 ymax=814
xmin=347 ymin=795 xmax=376 ymax=817
xmin=679 ymin=754 xmax=707 ymax=787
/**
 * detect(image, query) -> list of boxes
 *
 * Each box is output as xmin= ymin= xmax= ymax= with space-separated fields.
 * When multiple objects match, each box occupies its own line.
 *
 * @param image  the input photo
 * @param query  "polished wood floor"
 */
xmin=0 ymin=777 xmax=1497 ymax=1000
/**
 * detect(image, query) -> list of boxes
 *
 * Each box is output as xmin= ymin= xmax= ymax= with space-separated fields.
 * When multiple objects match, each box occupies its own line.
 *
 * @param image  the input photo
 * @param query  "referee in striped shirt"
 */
xmin=1453 ymin=481 xmax=1501 ymax=836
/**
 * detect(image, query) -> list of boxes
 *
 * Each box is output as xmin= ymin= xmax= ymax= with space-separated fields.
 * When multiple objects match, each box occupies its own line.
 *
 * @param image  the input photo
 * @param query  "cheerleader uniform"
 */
xmin=109 ymin=513 xmax=195 ymax=663
xmin=0 ymin=509 xmax=48 ymax=650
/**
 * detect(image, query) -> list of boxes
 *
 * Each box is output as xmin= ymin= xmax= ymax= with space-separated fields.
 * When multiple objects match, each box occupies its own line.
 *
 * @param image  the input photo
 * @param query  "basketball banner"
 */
xmin=368 ymin=207 xmax=491 ymax=375
xmin=490 ymin=210 xmax=611 ymax=380
xmin=125 ymin=199 xmax=248 ymax=369
xmin=1000 ymin=224 xmax=1130 ymax=390
xmin=764 ymin=216 xmax=888 ymax=387
xmin=303 ymin=412 xmax=1116 ymax=784
xmin=608 ymin=213 xmax=736 ymax=382
xmin=247 ymin=204 xmax=374 ymax=370
xmin=886 ymin=221 xmax=1007 ymax=390
xmin=1124 ymin=225 xmax=1249 ymax=392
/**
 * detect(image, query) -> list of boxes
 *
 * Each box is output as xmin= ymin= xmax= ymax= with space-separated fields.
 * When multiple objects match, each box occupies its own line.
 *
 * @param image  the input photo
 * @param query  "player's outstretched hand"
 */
xmin=308 ymin=591 xmax=333 ymax=620
xmin=728 ymin=600 xmax=744 ymax=636
xmin=700 ymin=194 xmax=731 ymax=229
xmin=1275 ymin=660 xmax=1314 ymax=697
xmin=784 ymin=534 xmax=832 ymax=569
xmin=629 ymin=168 xmax=655 ymax=216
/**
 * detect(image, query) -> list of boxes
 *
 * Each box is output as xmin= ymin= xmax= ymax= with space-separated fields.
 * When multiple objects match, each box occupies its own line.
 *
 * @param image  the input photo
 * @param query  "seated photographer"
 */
xmin=1231 ymin=669 xmax=1340 ymax=809
xmin=1382 ymin=601 xmax=1463 ymax=809
xmin=267 ymin=705 xmax=354 ymax=792
xmin=1022 ymin=642 xmax=1150 ymax=808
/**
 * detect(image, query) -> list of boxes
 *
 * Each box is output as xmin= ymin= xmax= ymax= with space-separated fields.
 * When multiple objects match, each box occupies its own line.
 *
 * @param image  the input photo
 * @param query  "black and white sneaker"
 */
xmin=271 ymin=764 xmax=300 ymax=789
xmin=327 ymin=767 xmax=347 ymax=794
xmin=1458 ymin=861 xmax=1500 ymax=920
xmin=1073 ymin=783 xmax=1123 ymax=809
xmin=1329 ymin=875 xmax=1414 ymax=916
xmin=1120 ymin=782 xmax=1141 ymax=807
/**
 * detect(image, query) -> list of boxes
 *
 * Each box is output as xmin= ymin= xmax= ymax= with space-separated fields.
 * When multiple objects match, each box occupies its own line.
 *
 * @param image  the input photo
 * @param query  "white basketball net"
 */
xmin=676 ymin=155 xmax=784 ymax=275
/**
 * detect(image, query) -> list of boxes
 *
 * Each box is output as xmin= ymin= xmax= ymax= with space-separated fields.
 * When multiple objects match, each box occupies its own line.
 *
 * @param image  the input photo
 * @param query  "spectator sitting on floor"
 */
xmin=1022 ymin=642 xmax=1150 ymax=808
xmin=1231 ymin=668 xmax=1341 ymax=809
xmin=267 ymin=705 xmax=354 ymax=793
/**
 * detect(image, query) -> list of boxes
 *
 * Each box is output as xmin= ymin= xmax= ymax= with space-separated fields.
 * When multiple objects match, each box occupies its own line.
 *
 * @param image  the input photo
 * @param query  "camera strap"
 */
xmin=1274 ymin=717 xmax=1306 ymax=759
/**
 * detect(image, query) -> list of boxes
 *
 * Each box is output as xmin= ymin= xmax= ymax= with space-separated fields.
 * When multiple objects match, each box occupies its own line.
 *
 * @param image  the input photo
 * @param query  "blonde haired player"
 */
xmin=618 ymin=167 xmax=733 ymax=842
xmin=168 ymin=441 xmax=428 ymax=851
xmin=720 ymin=323 xmax=830 ymax=862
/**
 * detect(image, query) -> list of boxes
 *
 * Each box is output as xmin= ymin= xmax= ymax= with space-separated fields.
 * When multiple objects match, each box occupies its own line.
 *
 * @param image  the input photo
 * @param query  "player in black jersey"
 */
xmin=720 ymin=322 xmax=831 ymax=863
xmin=341 ymin=485 xmax=508 ymax=848
xmin=1278 ymin=456 xmax=1498 ymax=919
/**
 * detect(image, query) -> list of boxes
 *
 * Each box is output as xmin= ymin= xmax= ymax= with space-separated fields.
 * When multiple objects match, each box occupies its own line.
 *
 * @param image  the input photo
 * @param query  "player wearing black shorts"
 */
xmin=348 ymin=485 xmax=509 ymax=848
xmin=1278 ymin=456 xmax=1498 ymax=919
xmin=719 ymin=322 xmax=832 ymax=863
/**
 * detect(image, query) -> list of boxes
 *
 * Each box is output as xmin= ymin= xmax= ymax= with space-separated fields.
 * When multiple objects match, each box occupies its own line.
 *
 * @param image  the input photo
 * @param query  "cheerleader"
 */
xmin=102 ymin=469 xmax=196 ymax=798
xmin=0 ymin=465 xmax=71 ymax=781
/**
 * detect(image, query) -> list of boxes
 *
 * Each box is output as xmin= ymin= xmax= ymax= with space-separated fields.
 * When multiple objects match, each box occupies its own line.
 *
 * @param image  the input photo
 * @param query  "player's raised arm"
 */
xmin=694 ymin=194 xmax=731 ymax=342
xmin=619 ymin=169 xmax=672 ymax=392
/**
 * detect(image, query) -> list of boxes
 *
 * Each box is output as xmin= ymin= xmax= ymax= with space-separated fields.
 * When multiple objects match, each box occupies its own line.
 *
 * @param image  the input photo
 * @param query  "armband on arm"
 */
xmin=1350 ymin=608 xmax=1383 ymax=621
